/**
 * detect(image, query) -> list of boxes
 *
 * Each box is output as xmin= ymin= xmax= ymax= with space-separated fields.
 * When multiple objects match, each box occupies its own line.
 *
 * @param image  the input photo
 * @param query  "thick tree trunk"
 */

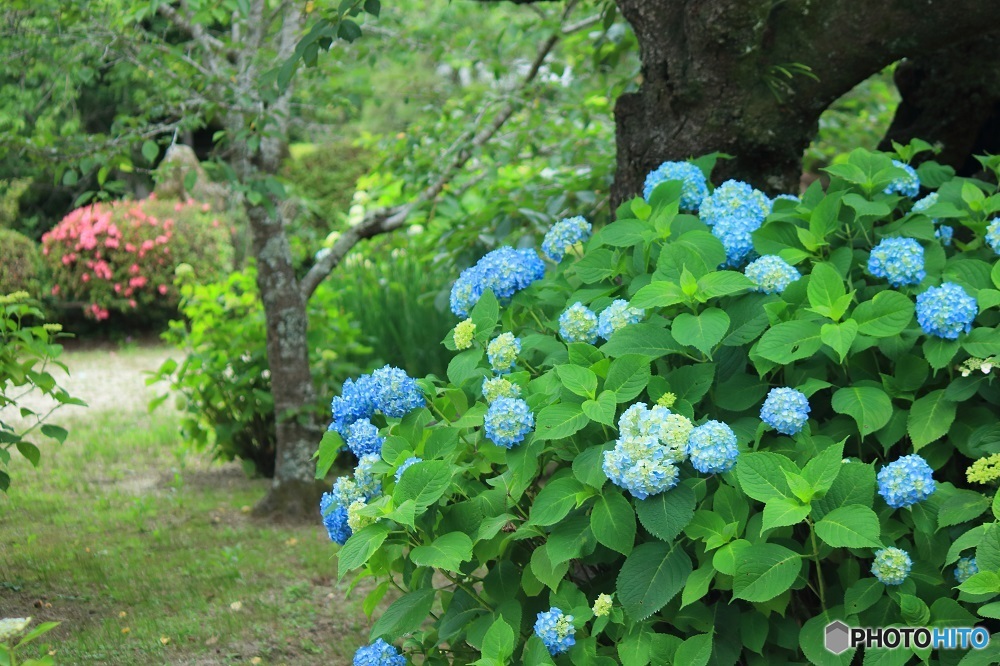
xmin=611 ymin=0 xmax=1000 ymax=208
xmin=880 ymin=35 xmax=1000 ymax=176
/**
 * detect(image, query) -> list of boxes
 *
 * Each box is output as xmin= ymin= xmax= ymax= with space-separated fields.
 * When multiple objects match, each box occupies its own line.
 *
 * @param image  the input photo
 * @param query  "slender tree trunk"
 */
xmin=610 ymin=0 xmax=1000 ymax=208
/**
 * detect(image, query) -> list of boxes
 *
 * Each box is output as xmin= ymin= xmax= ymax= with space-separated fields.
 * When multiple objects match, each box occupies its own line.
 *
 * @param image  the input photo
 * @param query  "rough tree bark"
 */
xmin=880 ymin=34 xmax=1000 ymax=176
xmin=610 ymin=0 xmax=1000 ymax=206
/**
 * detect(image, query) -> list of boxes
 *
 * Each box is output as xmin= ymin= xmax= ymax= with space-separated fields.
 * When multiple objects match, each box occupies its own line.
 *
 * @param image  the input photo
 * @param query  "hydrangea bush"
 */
xmin=317 ymin=146 xmax=1000 ymax=665
xmin=41 ymin=195 xmax=232 ymax=321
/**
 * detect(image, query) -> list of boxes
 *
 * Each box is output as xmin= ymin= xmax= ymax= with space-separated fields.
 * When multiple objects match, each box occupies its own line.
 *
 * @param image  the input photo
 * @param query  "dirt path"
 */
xmin=1 ymin=343 xmax=176 ymax=424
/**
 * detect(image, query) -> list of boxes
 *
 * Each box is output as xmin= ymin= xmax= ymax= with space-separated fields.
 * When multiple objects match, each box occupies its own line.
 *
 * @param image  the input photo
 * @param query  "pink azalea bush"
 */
xmin=42 ymin=195 xmax=232 ymax=320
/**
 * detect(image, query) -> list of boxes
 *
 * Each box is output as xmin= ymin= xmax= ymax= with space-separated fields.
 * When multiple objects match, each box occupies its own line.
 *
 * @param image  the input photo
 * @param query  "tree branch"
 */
xmin=298 ymin=3 xmax=580 ymax=300
xmin=156 ymin=2 xmax=235 ymax=65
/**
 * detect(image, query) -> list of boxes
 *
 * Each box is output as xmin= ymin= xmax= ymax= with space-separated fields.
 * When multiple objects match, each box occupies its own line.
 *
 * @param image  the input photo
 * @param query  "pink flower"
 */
xmin=201 ymin=203 xmax=211 ymax=212
xmin=129 ymin=299 xmax=137 ymax=309
xmin=141 ymin=240 xmax=155 ymax=252
xmin=114 ymin=284 xmax=122 ymax=293
xmin=51 ymin=285 xmax=60 ymax=296
xmin=81 ymin=273 xmax=90 ymax=282
xmin=158 ymin=284 xmax=168 ymax=295
xmin=105 ymin=237 xmax=120 ymax=249
xmin=125 ymin=243 xmax=137 ymax=253
xmin=129 ymin=264 xmax=140 ymax=274
xmin=129 ymin=276 xmax=148 ymax=288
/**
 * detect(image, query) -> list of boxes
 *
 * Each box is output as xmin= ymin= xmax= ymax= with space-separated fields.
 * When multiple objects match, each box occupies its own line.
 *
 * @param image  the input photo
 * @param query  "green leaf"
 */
xmin=528 ymin=477 xmax=585 ymax=526
xmin=555 ymin=364 xmax=598 ymax=399
xmin=604 ymin=355 xmax=651 ymax=403
xmin=632 ymin=281 xmax=686 ymax=309
xmin=735 ymin=452 xmax=797 ymax=503
xmin=801 ymin=440 xmax=844 ymax=495
xmin=535 ymin=404 xmax=589 ymax=441
xmin=338 ymin=523 xmax=390 ymax=579
xmin=141 ymin=140 xmax=159 ymax=163
xmin=671 ymin=308 xmax=730 ymax=356
xmin=601 ymin=324 xmax=681 ymax=359
xmin=667 ymin=363 xmax=715 ymax=404
xmin=479 ymin=618 xmax=515 ymax=663
xmin=616 ymin=541 xmax=692 ymax=621
xmin=761 ymin=497 xmax=810 ymax=533
xmin=40 ymin=424 xmax=68 ymax=444
xmin=924 ymin=337 xmax=961 ymax=370
xmin=337 ymin=18 xmax=363 ymax=42
xmin=315 ymin=430 xmax=343 ymax=479
xmin=907 ymin=389 xmax=956 ymax=450
xmin=821 ymin=320 xmax=858 ymax=363
xmin=958 ymin=571 xmax=1000 ymax=595
xmin=815 ymin=505 xmax=882 ymax=548
xmin=547 ymin=514 xmax=596 ymax=565
xmin=592 ymin=489 xmax=636 ymax=556
xmin=937 ymin=490 xmax=991 ymax=529
xmin=471 ymin=289 xmax=500 ymax=335
xmin=811 ymin=462 xmax=875 ymax=520
xmin=807 ymin=263 xmax=848 ymax=318
xmin=732 ymin=543 xmax=803 ymax=603
xmin=582 ymin=391 xmax=617 ymax=426
xmin=680 ymin=566 xmax=715 ymax=609
xmin=15 ymin=441 xmax=40 ymax=467
xmin=447 ymin=348 xmax=485 ymax=386
xmin=370 ymin=587 xmax=435 ymax=639
xmin=844 ymin=577 xmax=884 ymax=614
xmin=573 ymin=443 xmax=612 ymax=488
xmin=634 ymin=483 xmax=696 ymax=543
xmin=674 ymin=633 xmax=713 ymax=666
xmin=394 ymin=460 xmax=453 ymax=510
xmin=831 ymin=385 xmax=893 ymax=436
xmin=852 ymin=291 xmax=914 ymax=337
xmin=755 ymin=320 xmax=823 ymax=363
xmin=410 ymin=532 xmax=474 ymax=572
xmin=697 ymin=271 xmax=754 ymax=300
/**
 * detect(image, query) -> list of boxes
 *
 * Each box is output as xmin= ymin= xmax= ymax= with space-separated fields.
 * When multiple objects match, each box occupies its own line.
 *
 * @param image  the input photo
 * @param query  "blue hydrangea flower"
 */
xmin=542 ymin=216 xmax=592 ymax=262
xmin=487 ymin=333 xmax=521 ymax=374
xmin=533 ymin=607 xmax=576 ymax=656
xmin=916 ymin=282 xmax=978 ymax=339
xmin=771 ymin=194 xmax=800 ymax=206
xmin=868 ymin=237 xmax=926 ymax=287
xmin=559 ymin=302 xmax=599 ymax=344
xmin=371 ymin=365 xmax=425 ymax=418
xmin=603 ymin=438 xmax=681 ymax=500
xmin=484 ymin=397 xmax=534 ymax=448
xmin=686 ymin=420 xmax=739 ymax=474
xmin=912 ymin=192 xmax=938 ymax=221
xmin=955 ymin=557 xmax=979 ymax=584
xmin=597 ymin=300 xmax=644 ymax=340
xmin=760 ymin=387 xmax=810 ymax=436
xmin=320 ymin=492 xmax=352 ymax=545
xmin=885 ymin=160 xmax=920 ymax=198
xmin=877 ymin=454 xmax=936 ymax=508
xmin=987 ymin=219 xmax=1000 ymax=255
xmin=394 ymin=456 xmax=422 ymax=482
xmin=482 ymin=376 xmax=520 ymax=403
xmin=354 ymin=454 xmax=383 ymax=498
xmin=872 ymin=547 xmax=912 ymax=585
xmin=330 ymin=374 xmax=378 ymax=437
xmin=744 ymin=255 xmax=801 ymax=294
xmin=346 ymin=418 xmax=384 ymax=458
xmin=353 ymin=638 xmax=406 ymax=666
xmin=699 ymin=180 xmax=772 ymax=267
xmin=642 ymin=161 xmax=709 ymax=212
xmin=449 ymin=247 xmax=546 ymax=317
xmin=936 ymin=225 xmax=954 ymax=246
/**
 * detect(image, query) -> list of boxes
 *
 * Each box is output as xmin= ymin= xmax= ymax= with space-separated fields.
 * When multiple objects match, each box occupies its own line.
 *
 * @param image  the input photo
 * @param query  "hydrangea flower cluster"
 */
xmin=867 ymin=237 xmax=926 ymax=287
xmin=542 ymin=216 xmax=592 ymax=262
xmin=884 ymin=160 xmax=920 ymax=198
xmin=877 ymin=454 xmax=936 ymax=508
xmin=744 ymin=255 xmax=801 ymax=294
xmin=772 ymin=194 xmax=800 ymax=205
xmin=353 ymin=638 xmax=406 ymax=666
xmin=686 ymin=420 xmax=739 ymax=474
xmin=967 ymin=453 xmax=1000 ymax=484
xmin=559 ymin=302 xmax=599 ymax=344
xmin=597 ymin=300 xmax=644 ymax=340
xmin=603 ymin=404 xmax=693 ymax=499
xmin=395 ymin=456 xmax=422 ymax=481
xmin=487 ymin=333 xmax=521 ymax=374
xmin=484 ymin=397 xmax=534 ymax=448
xmin=533 ymin=607 xmax=576 ymax=656
xmin=871 ymin=547 xmax=912 ymax=585
xmin=321 ymin=457 xmax=382 ymax=546
xmin=453 ymin=319 xmax=476 ymax=349
xmin=912 ymin=192 xmax=938 ymax=219
xmin=955 ymin=556 xmax=979 ymax=584
xmin=915 ymin=282 xmax=978 ymax=339
xmin=329 ymin=365 xmax=425 ymax=437
xmin=699 ymin=180 xmax=772 ymax=267
xmin=912 ymin=192 xmax=954 ymax=245
xmin=449 ymin=247 xmax=546 ymax=317
xmin=346 ymin=418 xmax=384 ymax=458
xmin=759 ymin=387 xmax=810 ymax=435
xmin=986 ymin=219 xmax=1000 ymax=255
xmin=642 ymin=161 xmax=709 ymax=212
xmin=482 ymin=376 xmax=520 ymax=403
xmin=592 ymin=593 xmax=613 ymax=617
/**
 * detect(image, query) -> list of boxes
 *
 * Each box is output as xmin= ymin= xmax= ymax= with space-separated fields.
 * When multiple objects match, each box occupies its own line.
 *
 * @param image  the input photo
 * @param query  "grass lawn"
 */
xmin=0 ymin=346 xmax=371 ymax=665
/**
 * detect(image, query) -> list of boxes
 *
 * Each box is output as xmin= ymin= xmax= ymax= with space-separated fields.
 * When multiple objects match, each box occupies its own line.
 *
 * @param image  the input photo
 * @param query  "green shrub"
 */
xmin=41 ymin=195 xmax=232 ymax=322
xmin=1 ymin=292 xmax=81 ymax=493
xmin=152 ymin=265 xmax=371 ymax=477
xmin=319 ymin=145 xmax=1000 ymax=664
xmin=0 ymin=229 xmax=43 ymax=298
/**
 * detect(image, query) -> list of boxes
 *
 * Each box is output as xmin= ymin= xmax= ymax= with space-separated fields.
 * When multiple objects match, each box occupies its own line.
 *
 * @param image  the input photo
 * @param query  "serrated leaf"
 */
xmin=582 ymin=391 xmax=617 ymax=426
xmin=761 ymin=497 xmax=810 ymax=533
xmin=634 ymin=483 xmax=696 ymax=543
xmin=831 ymin=385 xmax=892 ymax=436
xmin=410 ymin=532 xmax=473 ymax=572
xmin=616 ymin=541 xmax=692 ymax=620
xmin=733 ymin=543 xmax=802 ymax=602
xmin=528 ymin=477 xmax=584 ymax=526
xmin=671 ymin=308 xmax=730 ymax=356
xmin=735 ymin=452 xmax=797 ymax=503
xmin=535 ymin=404 xmax=589 ymax=441
xmin=605 ymin=355 xmax=650 ymax=403
xmin=815 ymin=505 xmax=882 ymax=548
xmin=591 ymin=489 xmax=636 ymax=556
xmin=338 ymin=523 xmax=390 ymax=579
xmin=907 ymin=389 xmax=956 ymax=450
xmin=555 ymin=364 xmax=598 ymax=399
xmin=852 ymin=291 xmax=914 ymax=337
xmin=756 ymin=320 xmax=823 ymax=363
xmin=370 ymin=587 xmax=435 ymax=639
